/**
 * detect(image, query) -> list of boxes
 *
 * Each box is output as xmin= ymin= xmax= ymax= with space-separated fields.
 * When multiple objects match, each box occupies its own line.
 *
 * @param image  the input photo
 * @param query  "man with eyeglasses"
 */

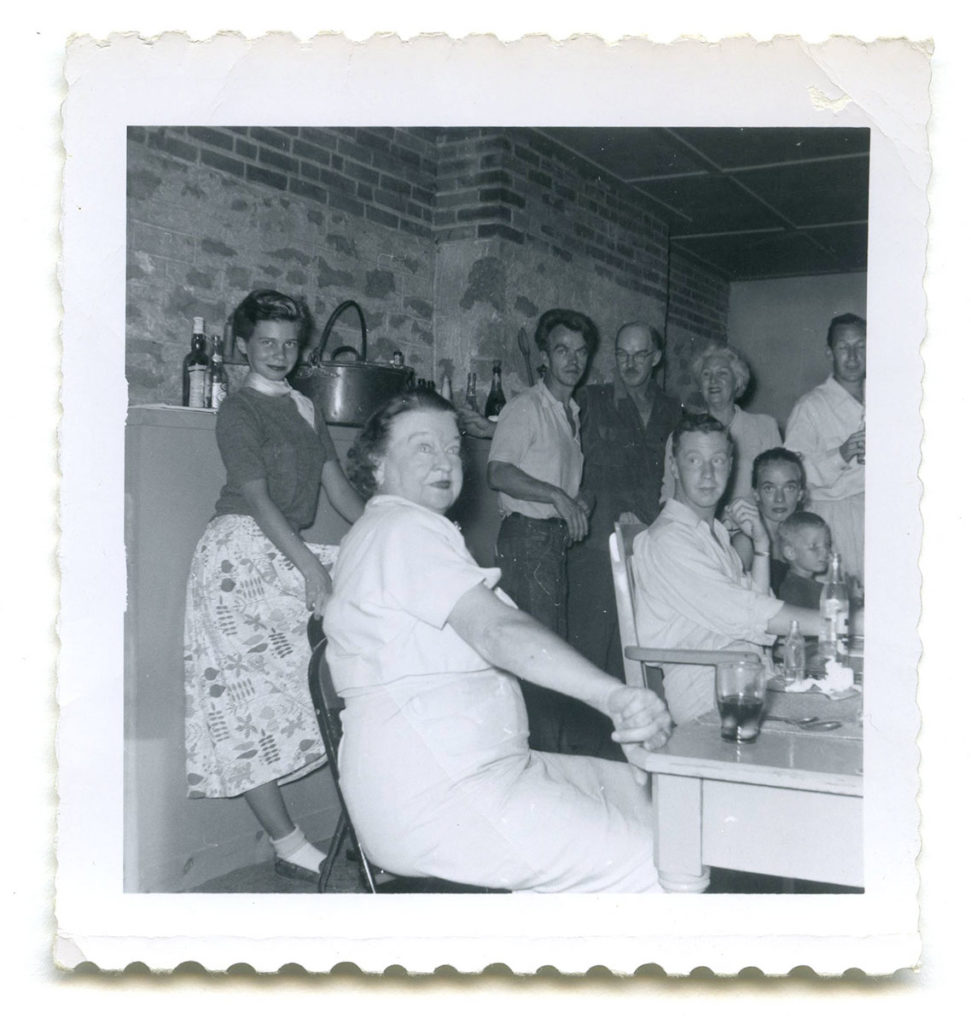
xmin=566 ymin=321 xmax=682 ymax=703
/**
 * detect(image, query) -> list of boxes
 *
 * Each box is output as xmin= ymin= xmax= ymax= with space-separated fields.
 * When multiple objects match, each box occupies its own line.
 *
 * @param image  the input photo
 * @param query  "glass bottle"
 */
xmin=223 ymin=316 xmax=236 ymax=362
xmin=819 ymin=552 xmax=849 ymax=661
xmin=440 ymin=374 xmax=453 ymax=403
xmin=782 ymin=619 xmax=806 ymax=684
xmin=465 ymin=372 xmax=478 ymax=412
xmin=183 ymin=316 xmax=210 ymax=408
xmin=208 ymin=335 xmax=229 ymax=411
xmin=484 ymin=360 xmax=507 ymax=420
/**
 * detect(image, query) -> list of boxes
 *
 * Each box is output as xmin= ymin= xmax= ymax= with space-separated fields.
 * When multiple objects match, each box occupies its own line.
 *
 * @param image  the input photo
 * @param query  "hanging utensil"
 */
xmin=517 ymin=326 xmax=534 ymax=386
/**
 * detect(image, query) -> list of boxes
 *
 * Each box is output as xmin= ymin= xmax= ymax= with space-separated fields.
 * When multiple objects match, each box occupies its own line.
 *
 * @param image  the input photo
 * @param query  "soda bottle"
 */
xmin=484 ymin=360 xmax=506 ymax=420
xmin=183 ymin=316 xmax=210 ymax=408
xmin=819 ymin=552 xmax=849 ymax=660
xmin=782 ymin=619 xmax=806 ymax=684
xmin=208 ymin=335 xmax=229 ymax=411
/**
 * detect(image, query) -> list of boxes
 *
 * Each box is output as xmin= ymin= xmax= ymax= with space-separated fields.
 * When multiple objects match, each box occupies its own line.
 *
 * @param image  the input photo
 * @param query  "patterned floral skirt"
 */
xmin=184 ymin=514 xmax=339 ymax=799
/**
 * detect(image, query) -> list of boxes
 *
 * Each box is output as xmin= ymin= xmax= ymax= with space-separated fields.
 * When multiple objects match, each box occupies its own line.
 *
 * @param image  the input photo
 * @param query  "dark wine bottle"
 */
xmin=484 ymin=360 xmax=506 ymax=420
xmin=182 ymin=316 xmax=210 ymax=408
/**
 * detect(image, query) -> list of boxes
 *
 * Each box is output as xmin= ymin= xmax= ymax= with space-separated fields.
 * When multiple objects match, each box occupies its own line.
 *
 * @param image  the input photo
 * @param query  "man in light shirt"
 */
xmin=487 ymin=308 xmax=597 ymax=752
xmin=785 ymin=314 xmax=866 ymax=581
xmin=633 ymin=413 xmax=829 ymax=724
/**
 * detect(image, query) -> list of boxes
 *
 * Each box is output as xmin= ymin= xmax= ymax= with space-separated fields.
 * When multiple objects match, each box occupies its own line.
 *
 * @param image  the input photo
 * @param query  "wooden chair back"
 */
xmin=609 ymin=523 xmax=761 ymax=699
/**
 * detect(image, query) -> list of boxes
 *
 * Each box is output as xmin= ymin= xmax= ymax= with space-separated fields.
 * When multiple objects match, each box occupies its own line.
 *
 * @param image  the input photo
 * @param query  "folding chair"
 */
xmin=306 ymin=617 xmax=509 ymax=895
xmin=608 ymin=521 xmax=761 ymax=703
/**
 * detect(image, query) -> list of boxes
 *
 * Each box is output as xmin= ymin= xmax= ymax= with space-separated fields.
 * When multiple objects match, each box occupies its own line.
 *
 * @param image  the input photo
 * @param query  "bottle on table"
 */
xmin=223 ymin=316 xmax=236 ymax=361
xmin=484 ymin=359 xmax=506 ymax=421
xmin=182 ymin=316 xmax=210 ymax=408
xmin=465 ymin=372 xmax=478 ymax=412
xmin=782 ymin=619 xmax=806 ymax=684
xmin=819 ymin=552 xmax=849 ymax=661
xmin=208 ymin=335 xmax=229 ymax=411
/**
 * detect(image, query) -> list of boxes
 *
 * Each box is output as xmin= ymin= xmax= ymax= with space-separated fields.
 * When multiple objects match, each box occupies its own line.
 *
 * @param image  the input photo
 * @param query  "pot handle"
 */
xmin=315 ymin=300 xmax=368 ymax=365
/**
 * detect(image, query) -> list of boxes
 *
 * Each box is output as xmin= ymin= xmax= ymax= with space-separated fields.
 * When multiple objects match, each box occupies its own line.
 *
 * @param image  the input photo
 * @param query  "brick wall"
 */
xmin=664 ymin=249 xmax=731 ymax=403
xmin=126 ymin=125 xmax=727 ymax=406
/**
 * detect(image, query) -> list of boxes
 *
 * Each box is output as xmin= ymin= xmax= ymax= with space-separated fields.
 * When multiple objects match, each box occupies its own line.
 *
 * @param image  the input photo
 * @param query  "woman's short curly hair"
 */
xmin=691 ymin=343 xmax=752 ymax=400
xmin=347 ymin=389 xmax=459 ymax=500
xmin=232 ymin=289 xmax=310 ymax=344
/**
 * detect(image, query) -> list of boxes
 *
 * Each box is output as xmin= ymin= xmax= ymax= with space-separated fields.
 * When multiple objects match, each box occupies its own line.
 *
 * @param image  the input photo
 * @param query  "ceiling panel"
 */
xmin=541 ymin=126 xmax=870 ymax=282
xmin=638 ymin=175 xmax=782 ymax=234
xmin=674 ymin=230 xmax=847 ymax=281
xmin=800 ymin=223 xmax=870 ymax=272
xmin=544 ymin=127 xmax=702 ymax=180
xmin=736 ymin=157 xmax=870 ymax=225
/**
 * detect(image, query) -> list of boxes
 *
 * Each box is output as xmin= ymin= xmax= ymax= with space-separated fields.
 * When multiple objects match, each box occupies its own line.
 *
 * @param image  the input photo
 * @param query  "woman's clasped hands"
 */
xmin=606 ymin=685 xmax=673 ymax=753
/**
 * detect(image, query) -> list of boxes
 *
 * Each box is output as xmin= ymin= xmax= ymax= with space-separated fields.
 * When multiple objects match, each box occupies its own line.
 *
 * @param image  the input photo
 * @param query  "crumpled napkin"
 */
xmin=785 ymin=659 xmax=861 ymax=699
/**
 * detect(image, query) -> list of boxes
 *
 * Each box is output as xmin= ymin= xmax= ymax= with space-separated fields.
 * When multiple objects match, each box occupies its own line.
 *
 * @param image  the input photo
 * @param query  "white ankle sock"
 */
xmin=270 ymin=826 xmax=325 ymax=873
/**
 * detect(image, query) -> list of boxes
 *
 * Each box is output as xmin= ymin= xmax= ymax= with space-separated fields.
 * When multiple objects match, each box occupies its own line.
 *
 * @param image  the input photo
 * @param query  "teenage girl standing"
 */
xmin=184 ymin=289 xmax=364 ymax=881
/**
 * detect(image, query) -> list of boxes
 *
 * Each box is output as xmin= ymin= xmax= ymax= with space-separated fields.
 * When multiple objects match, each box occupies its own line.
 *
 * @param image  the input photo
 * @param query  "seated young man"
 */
xmin=632 ymin=413 xmax=829 ymax=724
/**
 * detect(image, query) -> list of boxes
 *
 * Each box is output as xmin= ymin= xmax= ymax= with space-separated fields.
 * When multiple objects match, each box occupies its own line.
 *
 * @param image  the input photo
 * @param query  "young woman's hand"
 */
xmin=302 ymin=559 xmax=334 ymax=618
xmin=725 ymin=496 xmax=769 ymax=548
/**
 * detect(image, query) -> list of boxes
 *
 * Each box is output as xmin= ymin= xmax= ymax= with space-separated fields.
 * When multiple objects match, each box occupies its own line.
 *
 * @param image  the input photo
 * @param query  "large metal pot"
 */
xmin=291 ymin=299 xmax=413 ymax=426
xmin=292 ymin=360 xmax=413 ymax=427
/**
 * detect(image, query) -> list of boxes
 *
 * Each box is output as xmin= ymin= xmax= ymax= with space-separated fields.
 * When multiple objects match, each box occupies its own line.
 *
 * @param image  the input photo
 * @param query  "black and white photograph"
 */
xmin=55 ymin=32 xmax=926 ymax=975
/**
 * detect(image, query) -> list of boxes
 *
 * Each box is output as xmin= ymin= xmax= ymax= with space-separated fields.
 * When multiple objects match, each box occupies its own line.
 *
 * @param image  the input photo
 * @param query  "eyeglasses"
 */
xmin=616 ymin=350 xmax=656 ymax=366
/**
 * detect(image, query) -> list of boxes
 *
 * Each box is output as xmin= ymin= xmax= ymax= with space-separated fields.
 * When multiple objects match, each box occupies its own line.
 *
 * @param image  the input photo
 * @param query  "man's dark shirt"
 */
xmin=576 ymin=381 xmax=683 ymax=539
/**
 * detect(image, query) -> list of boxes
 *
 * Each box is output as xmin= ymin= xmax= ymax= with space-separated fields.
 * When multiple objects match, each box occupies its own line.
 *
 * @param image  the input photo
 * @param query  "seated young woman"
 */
xmin=730 ymin=447 xmax=808 ymax=594
xmin=323 ymin=389 xmax=672 ymax=893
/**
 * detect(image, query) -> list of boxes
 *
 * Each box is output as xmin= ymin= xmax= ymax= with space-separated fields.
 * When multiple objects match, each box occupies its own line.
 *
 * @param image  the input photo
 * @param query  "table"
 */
xmin=632 ymin=689 xmax=863 ymax=892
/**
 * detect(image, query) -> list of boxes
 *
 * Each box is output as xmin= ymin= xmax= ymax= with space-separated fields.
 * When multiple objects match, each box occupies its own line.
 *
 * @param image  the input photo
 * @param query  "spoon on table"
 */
xmin=764 ymin=715 xmax=843 ymax=731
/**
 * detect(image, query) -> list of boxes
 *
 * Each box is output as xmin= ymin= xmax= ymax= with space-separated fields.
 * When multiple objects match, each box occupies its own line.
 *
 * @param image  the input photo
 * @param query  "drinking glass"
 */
xmin=715 ymin=660 xmax=767 ymax=743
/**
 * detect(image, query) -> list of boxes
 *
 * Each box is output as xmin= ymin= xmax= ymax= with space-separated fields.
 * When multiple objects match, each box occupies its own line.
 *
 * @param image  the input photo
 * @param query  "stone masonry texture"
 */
xmin=126 ymin=126 xmax=727 ymax=407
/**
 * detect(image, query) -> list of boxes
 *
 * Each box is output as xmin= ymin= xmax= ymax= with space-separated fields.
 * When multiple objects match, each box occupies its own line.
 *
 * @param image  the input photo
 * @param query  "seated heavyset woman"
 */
xmin=323 ymin=390 xmax=673 ymax=892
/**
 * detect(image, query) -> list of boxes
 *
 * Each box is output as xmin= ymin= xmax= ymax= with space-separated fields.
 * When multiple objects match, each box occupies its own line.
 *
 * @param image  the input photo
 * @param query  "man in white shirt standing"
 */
xmin=487 ymin=308 xmax=597 ymax=753
xmin=785 ymin=314 xmax=866 ymax=581
xmin=633 ymin=413 xmax=828 ymax=724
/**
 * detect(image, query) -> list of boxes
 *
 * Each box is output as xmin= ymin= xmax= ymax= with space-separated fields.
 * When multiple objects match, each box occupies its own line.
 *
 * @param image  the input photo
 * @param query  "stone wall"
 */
xmin=126 ymin=126 xmax=729 ymax=407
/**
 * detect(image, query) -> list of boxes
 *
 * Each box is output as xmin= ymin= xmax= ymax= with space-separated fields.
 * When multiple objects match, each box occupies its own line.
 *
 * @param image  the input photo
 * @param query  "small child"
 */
xmin=776 ymin=511 xmax=832 ymax=609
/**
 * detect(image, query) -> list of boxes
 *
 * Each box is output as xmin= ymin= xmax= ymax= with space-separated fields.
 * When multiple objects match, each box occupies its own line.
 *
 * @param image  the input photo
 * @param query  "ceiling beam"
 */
xmin=672 ymin=218 xmax=868 ymax=241
xmin=628 ymin=149 xmax=869 ymax=184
